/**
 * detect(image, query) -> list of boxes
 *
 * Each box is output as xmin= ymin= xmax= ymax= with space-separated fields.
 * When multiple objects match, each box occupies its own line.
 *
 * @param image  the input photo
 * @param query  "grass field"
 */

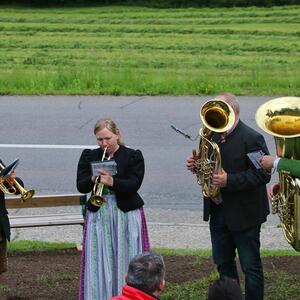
xmin=0 ymin=5 xmax=299 ymax=95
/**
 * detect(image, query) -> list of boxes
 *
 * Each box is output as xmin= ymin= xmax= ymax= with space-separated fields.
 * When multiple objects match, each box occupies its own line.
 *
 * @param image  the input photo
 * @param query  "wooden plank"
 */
xmin=5 ymin=194 xmax=86 ymax=209
xmin=10 ymin=213 xmax=84 ymax=228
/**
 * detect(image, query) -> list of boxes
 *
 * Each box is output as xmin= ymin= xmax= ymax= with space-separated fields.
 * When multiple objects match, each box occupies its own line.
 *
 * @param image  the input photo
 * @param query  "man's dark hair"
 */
xmin=208 ymin=276 xmax=243 ymax=300
xmin=126 ymin=252 xmax=165 ymax=294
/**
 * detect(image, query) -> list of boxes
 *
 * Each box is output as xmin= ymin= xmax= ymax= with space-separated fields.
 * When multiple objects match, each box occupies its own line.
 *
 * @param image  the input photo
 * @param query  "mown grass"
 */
xmin=5 ymin=241 xmax=300 ymax=299
xmin=0 ymin=5 xmax=299 ymax=95
xmin=8 ymin=239 xmax=75 ymax=252
xmin=0 ymin=284 xmax=16 ymax=293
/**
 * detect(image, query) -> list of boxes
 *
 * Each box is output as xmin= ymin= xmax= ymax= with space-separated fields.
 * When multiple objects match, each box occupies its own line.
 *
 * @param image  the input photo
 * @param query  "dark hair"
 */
xmin=126 ymin=252 xmax=165 ymax=294
xmin=208 ymin=276 xmax=243 ymax=300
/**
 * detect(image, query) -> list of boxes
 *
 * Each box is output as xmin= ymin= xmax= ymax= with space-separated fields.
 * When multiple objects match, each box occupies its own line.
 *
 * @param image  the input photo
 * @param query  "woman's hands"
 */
xmin=99 ymin=170 xmax=113 ymax=187
xmin=91 ymin=170 xmax=113 ymax=187
xmin=6 ymin=170 xmax=16 ymax=185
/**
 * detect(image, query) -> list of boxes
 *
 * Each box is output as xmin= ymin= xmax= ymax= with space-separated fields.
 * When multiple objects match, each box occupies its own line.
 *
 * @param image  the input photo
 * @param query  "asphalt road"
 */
xmin=1 ymin=95 xmax=278 ymax=210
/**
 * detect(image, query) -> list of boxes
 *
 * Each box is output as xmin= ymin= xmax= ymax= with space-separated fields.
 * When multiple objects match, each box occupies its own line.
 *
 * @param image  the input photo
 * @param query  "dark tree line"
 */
xmin=1 ymin=0 xmax=299 ymax=7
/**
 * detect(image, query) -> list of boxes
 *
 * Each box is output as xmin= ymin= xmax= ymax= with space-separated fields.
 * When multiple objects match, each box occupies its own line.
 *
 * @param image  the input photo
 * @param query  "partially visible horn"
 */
xmin=195 ymin=99 xmax=235 ymax=198
xmin=255 ymin=96 xmax=300 ymax=251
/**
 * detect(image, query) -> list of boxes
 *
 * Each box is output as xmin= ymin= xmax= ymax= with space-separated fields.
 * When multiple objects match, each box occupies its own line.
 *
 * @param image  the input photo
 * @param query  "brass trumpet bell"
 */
xmin=17 ymin=183 xmax=35 ymax=202
xmin=89 ymin=194 xmax=106 ymax=207
xmin=255 ymin=97 xmax=300 ymax=159
xmin=255 ymin=97 xmax=300 ymax=139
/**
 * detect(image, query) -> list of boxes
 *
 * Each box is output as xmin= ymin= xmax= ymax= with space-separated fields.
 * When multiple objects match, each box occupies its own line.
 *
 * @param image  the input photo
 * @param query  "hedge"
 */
xmin=2 ymin=0 xmax=299 ymax=8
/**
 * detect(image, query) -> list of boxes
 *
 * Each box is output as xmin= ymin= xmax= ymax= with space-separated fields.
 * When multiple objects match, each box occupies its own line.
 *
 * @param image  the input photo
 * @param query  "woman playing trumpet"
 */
xmin=77 ymin=118 xmax=150 ymax=300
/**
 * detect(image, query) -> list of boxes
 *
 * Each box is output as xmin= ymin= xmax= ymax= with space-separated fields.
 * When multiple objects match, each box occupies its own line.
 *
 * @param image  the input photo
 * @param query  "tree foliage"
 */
xmin=2 ymin=0 xmax=299 ymax=8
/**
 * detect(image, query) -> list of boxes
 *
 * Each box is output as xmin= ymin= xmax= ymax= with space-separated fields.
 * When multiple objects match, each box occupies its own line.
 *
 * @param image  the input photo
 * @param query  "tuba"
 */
xmin=88 ymin=147 xmax=110 ymax=207
xmin=256 ymin=96 xmax=300 ymax=251
xmin=196 ymin=99 xmax=235 ymax=198
xmin=0 ymin=161 xmax=35 ymax=202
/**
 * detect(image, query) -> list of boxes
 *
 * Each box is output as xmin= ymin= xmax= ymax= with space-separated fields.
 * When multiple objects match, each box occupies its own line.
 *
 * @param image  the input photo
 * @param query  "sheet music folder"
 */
xmin=0 ymin=159 xmax=19 ymax=179
xmin=246 ymin=151 xmax=264 ymax=169
xmin=91 ymin=160 xmax=117 ymax=176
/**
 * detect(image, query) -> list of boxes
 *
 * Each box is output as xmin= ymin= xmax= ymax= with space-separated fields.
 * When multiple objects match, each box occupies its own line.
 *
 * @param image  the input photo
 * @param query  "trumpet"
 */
xmin=89 ymin=147 xmax=110 ymax=207
xmin=0 ymin=161 xmax=35 ymax=202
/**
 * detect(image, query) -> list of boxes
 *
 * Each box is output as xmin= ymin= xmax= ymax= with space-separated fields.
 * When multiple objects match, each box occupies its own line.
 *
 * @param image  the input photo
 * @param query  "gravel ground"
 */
xmin=9 ymin=207 xmax=292 ymax=250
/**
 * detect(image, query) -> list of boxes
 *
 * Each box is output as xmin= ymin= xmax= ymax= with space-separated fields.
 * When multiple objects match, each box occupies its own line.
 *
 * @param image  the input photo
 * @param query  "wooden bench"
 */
xmin=6 ymin=194 xmax=87 ymax=228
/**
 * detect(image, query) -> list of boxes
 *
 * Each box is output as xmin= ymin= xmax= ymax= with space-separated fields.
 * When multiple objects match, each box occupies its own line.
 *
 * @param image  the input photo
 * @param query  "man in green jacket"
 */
xmin=260 ymin=155 xmax=300 ymax=178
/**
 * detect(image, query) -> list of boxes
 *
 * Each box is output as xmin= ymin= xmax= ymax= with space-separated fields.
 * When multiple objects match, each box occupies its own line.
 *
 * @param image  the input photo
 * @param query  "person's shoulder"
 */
xmin=81 ymin=148 xmax=97 ymax=155
xmin=119 ymin=145 xmax=142 ymax=155
xmin=239 ymin=121 xmax=262 ymax=137
xmin=80 ymin=148 xmax=99 ymax=160
xmin=118 ymin=146 xmax=144 ymax=163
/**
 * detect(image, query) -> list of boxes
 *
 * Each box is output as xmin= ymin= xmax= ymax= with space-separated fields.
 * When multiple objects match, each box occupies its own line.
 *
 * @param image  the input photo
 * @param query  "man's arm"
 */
xmin=277 ymin=158 xmax=300 ymax=177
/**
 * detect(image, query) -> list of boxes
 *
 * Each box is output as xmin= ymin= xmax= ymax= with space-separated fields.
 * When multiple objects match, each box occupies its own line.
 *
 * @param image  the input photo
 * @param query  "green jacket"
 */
xmin=278 ymin=158 xmax=300 ymax=178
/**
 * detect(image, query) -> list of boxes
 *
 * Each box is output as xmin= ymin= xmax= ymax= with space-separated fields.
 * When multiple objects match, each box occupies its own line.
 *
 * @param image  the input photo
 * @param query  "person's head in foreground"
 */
xmin=208 ymin=276 xmax=243 ymax=300
xmin=111 ymin=252 xmax=166 ymax=299
xmin=126 ymin=252 xmax=165 ymax=297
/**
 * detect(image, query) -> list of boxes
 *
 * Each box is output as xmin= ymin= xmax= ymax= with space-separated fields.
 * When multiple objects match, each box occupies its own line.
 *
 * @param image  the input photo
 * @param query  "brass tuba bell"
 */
xmin=196 ymin=99 xmax=235 ymax=198
xmin=256 ymin=96 xmax=300 ymax=251
xmin=88 ymin=147 xmax=110 ymax=207
xmin=0 ymin=161 xmax=35 ymax=202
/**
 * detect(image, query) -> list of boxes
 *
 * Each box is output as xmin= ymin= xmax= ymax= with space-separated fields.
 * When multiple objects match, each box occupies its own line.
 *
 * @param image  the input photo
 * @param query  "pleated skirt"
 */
xmin=79 ymin=194 xmax=150 ymax=300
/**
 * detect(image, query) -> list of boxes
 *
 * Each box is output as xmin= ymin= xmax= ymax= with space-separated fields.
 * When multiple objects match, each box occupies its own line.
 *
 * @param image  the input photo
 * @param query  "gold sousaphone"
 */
xmin=256 ymin=97 xmax=300 ymax=251
xmin=196 ymin=99 xmax=235 ymax=198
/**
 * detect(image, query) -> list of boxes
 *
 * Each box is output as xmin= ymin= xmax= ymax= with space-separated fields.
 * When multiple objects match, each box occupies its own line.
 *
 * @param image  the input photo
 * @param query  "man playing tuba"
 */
xmin=186 ymin=92 xmax=271 ymax=300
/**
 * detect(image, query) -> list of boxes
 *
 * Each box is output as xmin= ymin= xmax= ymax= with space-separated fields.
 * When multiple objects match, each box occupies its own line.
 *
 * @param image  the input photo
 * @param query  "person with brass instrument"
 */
xmin=77 ymin=118 xmax=150 ymax=300
xmin=0 ymin=161 xmax=24 ymax=274
xmin=261 ymin=156 xmax=300 ymax=177
xmin=260 ymin=155 xmax=300 ymax=198
xmin=256 ymin=96 xmax=300 ymax=251
xmin=186 ymin=92 xmax=271 ymax=300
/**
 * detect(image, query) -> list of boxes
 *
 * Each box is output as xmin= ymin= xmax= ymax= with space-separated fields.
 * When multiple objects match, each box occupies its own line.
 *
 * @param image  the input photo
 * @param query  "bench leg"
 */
xmin=0 ymin=231 xmax=7 ymax=274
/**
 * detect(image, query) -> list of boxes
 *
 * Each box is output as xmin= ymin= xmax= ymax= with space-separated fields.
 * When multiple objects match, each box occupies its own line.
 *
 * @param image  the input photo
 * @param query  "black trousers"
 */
xmin=0 ymin=227 xmax=8 ymax=274
xmin=209 ymin=204 xmax=264 ymax=300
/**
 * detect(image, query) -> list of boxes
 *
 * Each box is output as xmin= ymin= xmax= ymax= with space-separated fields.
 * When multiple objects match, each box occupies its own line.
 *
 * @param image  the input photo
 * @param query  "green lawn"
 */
xmin=0 ymin=5 xmax=299 ymax=95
